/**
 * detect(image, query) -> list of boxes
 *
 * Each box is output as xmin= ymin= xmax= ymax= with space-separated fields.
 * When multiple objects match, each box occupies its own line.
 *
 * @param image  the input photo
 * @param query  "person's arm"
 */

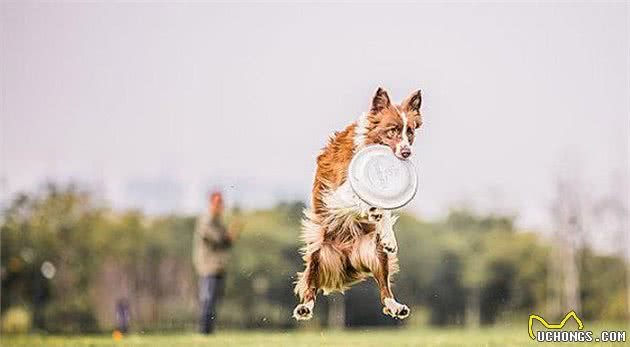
xmin=226 ymin=218 xmax=243 ymax=243
xmin=197 ymin=216 xmax=231 ymax=248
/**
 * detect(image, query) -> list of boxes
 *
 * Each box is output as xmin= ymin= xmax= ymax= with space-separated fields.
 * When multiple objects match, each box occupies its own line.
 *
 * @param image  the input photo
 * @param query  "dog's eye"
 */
xmin=407 ymin=128 xmax=414 ymax=138
xmin=386 ymin=128 xmax=397 ymax=139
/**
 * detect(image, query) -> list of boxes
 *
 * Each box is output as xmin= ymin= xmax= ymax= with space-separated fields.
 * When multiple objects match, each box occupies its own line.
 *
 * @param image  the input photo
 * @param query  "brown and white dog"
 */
xmin=293 ymin=87 xmax=423 ymax=321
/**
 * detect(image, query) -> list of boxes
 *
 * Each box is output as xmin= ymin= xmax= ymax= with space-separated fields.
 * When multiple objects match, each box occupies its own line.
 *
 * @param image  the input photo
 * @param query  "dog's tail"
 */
xmin=316 ymin=242 xmax=346 ymax=294
xmin=299 ymin=209 xmax=323 ymax=253
xmin=295 ymin=209 xmax=348 ymax=296
xmin=294 ymin=241 xmax=346 ymax=298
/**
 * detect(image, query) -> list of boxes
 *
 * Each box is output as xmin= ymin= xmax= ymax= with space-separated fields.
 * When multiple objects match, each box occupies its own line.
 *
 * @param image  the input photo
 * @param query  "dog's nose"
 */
xmin=400 ymin=147 xmax=411 ymax=159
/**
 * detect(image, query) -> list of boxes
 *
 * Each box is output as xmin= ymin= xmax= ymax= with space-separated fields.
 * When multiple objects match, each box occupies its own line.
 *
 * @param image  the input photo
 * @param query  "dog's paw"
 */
xmin=367 ymin=207 xmax=384 ymax=223
xmin=293 ymin=302 xmax=313 ymax=321
xmin=380 ymin=237 xmax=398 ymax=254
xmin=382 ymin=298 xmax=410 ymax=319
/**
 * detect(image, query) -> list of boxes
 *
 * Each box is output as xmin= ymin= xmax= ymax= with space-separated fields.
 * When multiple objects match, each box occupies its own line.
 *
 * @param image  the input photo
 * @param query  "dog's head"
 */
xmin=357 ymin=87 xmax=423 ymax=160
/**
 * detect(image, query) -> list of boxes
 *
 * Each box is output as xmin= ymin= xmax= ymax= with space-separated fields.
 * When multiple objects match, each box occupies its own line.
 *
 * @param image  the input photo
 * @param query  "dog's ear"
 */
xmin=402 ymin=89 xmax=422 ymax=113
xmin=370 ymin=87 xmax=391 ymax=113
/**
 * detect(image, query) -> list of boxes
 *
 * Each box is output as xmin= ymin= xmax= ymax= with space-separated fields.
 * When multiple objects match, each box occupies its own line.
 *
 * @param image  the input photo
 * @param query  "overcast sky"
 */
xmin=1 ymin=2 xmax=628 ymax=231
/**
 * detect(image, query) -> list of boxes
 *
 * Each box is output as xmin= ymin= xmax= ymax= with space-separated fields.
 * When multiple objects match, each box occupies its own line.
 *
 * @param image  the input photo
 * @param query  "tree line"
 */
xmin=1 ymin=183 xmax=627 ymax=333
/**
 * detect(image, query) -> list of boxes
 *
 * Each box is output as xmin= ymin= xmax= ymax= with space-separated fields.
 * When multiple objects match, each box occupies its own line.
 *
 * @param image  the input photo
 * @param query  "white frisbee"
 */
xmin=348 ymin=145 xmax=418 ymax=210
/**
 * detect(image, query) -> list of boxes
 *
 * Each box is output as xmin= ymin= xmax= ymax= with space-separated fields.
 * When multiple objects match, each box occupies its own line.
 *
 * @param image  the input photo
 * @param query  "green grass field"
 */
xmin=2 ymin=326 xmax=628 ymax=347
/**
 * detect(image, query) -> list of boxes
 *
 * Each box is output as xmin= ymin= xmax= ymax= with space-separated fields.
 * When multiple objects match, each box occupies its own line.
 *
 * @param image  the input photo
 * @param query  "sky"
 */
xmin=1 ymin=2 xmax=628 ymax=233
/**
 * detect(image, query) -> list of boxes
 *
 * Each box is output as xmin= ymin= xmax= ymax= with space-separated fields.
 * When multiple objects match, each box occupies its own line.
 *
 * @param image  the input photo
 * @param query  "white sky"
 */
xmin=1 ymin=2 xmax=628 ymax=232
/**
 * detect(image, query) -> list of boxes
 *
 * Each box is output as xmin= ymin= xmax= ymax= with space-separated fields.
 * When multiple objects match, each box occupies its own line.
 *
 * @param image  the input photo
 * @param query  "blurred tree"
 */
xmin=1 ymin=183 xmax=104 ymax=332
xmin=427 ymin=252 xmax=465 ymax=325
xmin=1 ymin=185 xmax=626 ymax=333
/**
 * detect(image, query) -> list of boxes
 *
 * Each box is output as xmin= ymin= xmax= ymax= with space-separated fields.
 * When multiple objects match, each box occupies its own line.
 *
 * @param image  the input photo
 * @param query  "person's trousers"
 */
xmin=198 ymin=274 xmax=225 ymax=334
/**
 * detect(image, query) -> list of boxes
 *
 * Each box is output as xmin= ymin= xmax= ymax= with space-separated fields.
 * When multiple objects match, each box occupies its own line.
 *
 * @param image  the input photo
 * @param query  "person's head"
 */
xmin=208 ymin=191 xmax=224 ymax=217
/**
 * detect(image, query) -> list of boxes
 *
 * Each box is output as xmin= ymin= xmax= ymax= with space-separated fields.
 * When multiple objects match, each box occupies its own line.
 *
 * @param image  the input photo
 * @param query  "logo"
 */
xmin=528 ymin=311 xmax=626 ymax=343
xmin=367 ymin=158 xmax=399 ymax=191
xmin=528 ymin=311 xmax=583 ymax=340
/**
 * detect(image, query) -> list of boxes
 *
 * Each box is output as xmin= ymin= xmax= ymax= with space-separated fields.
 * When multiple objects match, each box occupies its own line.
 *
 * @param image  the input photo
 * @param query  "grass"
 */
xmin=2 ymin=325 xmax=628 ymax=347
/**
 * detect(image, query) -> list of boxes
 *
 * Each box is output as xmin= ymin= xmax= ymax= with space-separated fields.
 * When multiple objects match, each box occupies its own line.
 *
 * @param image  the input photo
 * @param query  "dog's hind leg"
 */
xmin=372 ymin=244 xmax=409 ymax=319
xmin=293 ymin=250 xmax=320 ymax=320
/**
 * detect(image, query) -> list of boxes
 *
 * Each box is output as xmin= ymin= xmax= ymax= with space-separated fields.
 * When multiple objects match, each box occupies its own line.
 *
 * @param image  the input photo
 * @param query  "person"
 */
xmin=115 ymin=298 xmax=130 ymax=333
xmin=193 ymin=191 xmax=242 ymax=334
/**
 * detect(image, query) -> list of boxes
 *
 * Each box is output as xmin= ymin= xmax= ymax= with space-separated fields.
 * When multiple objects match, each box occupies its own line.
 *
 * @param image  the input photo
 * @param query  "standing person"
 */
xmin=193 ymin=191 xmax=242 ymax=334
xmin=115 ymin=298 xmax=130 ymax=333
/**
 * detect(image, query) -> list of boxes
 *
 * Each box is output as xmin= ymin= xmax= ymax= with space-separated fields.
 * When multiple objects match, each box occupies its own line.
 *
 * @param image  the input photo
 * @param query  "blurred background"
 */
xmin=1 ymin=1 xmax=628 ymax=335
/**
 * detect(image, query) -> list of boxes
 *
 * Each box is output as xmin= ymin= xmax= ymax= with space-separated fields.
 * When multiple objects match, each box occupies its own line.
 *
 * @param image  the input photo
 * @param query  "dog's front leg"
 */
xmin=353 ymin=195 xmax=386 ymax=225
xmin=366 ymin=206 xmax=384 ymax=223
xmin=325 ymin=182 xmax=385 ymax=221
xmin=376 ymin=212 xmax=398 ymax=254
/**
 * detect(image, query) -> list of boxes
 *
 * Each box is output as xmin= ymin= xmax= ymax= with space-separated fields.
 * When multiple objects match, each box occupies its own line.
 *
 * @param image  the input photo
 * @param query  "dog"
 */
xmin=293 ymin=87 xmax=423 ymax=321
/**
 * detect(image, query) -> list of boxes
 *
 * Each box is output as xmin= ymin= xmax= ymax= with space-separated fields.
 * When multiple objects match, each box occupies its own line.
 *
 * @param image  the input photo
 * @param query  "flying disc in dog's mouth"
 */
xmin=349 ymin=145 xmax=418 ymax=210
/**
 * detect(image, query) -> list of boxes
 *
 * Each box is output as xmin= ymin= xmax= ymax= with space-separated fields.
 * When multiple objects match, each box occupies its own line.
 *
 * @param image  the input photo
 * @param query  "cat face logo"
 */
xmin=528 ymin=311 xmax=583 ymax=340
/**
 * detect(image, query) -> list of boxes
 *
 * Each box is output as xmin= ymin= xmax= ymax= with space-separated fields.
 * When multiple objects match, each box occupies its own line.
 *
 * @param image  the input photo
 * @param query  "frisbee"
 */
xmin=348 ymin=145 xmax=418 ymax=210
